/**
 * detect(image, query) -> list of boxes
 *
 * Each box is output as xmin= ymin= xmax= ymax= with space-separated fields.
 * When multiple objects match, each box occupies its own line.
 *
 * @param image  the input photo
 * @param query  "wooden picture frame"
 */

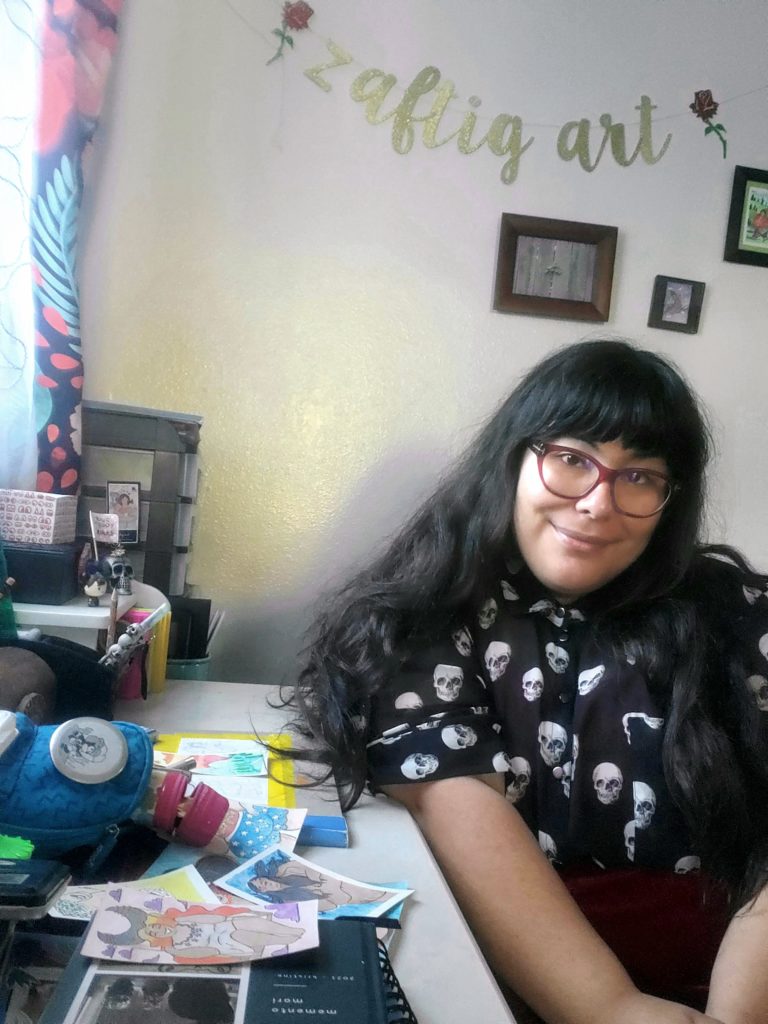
xmin=724 ymin=165 xmax=768 ymax=267
xmin=647 ymin=275 xmax=705 ymax=334
xmin=493 ymin=213 xmax=618 ymax=321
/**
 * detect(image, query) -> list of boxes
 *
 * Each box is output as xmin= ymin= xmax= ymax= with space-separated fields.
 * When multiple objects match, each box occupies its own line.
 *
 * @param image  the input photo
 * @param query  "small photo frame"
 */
xmin=493 ymin=213 xmax=618 ymax=322
xmin=724 ymin=165 xmax=768 ymax=267
xmin=106 ymin=481 xmax=140 ymax=544
xmin=647 ymin=275 xmax=705 ymax=334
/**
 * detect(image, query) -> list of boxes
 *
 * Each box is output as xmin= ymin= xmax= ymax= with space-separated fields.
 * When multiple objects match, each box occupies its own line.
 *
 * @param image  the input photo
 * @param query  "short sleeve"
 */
xmin=366 ymin=622 xmax=504 ymax=788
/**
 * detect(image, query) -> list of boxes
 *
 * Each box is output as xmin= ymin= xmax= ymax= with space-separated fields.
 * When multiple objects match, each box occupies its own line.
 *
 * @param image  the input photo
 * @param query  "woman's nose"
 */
xmin=574 ymin=480 xmax=615 ymax=516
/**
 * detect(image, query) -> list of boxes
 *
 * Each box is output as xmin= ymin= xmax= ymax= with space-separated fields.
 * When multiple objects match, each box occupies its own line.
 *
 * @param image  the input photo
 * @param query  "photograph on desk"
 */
xmin=215 ymin=846 xmax=413 ymax=920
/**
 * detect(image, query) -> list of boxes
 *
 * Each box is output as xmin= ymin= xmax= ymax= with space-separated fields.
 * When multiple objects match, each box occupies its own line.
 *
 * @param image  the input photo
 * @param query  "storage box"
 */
xmin=0 ymin=489 xmax=77 ymax=544
xmin=3 ymin=542 xmax=80 ymax=604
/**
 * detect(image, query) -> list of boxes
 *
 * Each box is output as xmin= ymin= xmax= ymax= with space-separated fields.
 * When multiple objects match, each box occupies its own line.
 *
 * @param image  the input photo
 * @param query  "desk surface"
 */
xmin=115 ymin=680 xmax=516 ymax=1024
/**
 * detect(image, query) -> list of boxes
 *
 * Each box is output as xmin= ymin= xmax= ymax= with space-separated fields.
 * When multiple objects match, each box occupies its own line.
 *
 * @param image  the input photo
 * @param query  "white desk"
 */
xmin=115 ymin=680 xmax=516 ymax=1024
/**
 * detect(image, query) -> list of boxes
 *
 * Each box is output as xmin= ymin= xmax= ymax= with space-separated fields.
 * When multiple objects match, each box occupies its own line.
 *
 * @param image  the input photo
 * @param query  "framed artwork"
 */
xmin=723 ymin=165 xmax=768 ymax=267
xmin=493 ymin=213 xmax=618 ymax=322
xmin=106 ymin=480 xmax=140 ymax=544
xmin=647 ymin=275 xmax=705 ymax=334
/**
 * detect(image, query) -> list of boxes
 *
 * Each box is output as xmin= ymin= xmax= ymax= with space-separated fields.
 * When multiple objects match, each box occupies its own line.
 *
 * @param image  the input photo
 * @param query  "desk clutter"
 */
xmin=0 ymin=722 xmax=418 ymax=1022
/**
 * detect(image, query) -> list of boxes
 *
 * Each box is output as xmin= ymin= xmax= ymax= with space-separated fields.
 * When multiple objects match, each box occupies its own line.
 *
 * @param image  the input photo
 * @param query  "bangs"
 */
xmin=521 ymin=344 xmax=707 ymax=478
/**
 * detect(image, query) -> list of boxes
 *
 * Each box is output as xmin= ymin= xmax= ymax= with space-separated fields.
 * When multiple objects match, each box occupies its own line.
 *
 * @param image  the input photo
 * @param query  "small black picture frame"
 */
xmin=723 ymin=165 xmax=768 ymax=268
xmin=647 ymin=275 xmax=705 ymax=334
xmin=493 ymin=213 xmax=618 ymax=322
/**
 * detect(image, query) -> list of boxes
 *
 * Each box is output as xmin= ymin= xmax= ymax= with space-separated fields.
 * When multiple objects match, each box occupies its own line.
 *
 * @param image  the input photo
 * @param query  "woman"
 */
xmin=292 ymin=340 xmax=768 ymax=1024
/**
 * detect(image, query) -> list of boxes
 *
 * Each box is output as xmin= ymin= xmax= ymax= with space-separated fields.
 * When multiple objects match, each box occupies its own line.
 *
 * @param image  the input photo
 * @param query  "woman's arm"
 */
xmin=706 ymin=884 xmax=768 ymax=1024
xmin=383 ymin=774 xmax=722 ymax=1024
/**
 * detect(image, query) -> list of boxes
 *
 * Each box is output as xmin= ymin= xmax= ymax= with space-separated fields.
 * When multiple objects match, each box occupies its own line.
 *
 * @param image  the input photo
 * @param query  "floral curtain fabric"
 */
xmin=32 ymin=0 xmax=124 ymax=493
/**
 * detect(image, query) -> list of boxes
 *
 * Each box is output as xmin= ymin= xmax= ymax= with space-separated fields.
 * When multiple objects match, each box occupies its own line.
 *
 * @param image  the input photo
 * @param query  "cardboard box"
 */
xmin=0 ymin=489 xmax=78 ymax=544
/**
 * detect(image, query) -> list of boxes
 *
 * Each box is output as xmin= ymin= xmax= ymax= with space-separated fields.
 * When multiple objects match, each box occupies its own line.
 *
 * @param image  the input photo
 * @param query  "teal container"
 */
xmin=165 ymin=655 xmax=211 ymax=681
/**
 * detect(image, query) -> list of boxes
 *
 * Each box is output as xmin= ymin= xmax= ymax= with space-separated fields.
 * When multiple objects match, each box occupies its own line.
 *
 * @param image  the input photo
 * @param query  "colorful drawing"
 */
xmin=216 ymin=847 xmax=412 ymax=920
xmin=84 ymin=892 xmax=318 ymax=965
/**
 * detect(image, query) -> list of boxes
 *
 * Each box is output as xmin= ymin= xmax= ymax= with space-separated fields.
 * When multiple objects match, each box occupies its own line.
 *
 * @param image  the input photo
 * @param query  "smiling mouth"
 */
xmin=552 ymin=525 xmax=612 ymax=549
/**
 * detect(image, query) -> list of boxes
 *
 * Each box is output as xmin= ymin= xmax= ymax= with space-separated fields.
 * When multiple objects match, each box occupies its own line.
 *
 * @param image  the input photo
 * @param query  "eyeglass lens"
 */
xmin=541 ymin=450 xmax=670 ymax=516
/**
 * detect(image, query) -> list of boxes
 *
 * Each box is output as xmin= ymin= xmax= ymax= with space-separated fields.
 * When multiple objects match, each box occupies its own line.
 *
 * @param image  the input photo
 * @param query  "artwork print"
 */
xmin=107 ymin=480 xmax=140 ymax=544
xmin=83 ymin=891 xmax=319 ymax=965
xmin=738 ymin=180 xmax=768 ymax=254
xmin=216 ymin=846 xmax=412 ymax=920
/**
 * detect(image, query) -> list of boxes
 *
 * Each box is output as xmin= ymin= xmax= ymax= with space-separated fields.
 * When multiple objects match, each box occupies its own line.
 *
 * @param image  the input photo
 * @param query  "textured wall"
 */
xmin=80 ymin=0 xmax=768 ymax=680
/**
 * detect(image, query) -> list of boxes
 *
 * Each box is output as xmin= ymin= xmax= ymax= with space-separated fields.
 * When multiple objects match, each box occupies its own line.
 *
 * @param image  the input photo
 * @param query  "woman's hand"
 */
xmin=598 ymin=990 xmax=724 ymax=1024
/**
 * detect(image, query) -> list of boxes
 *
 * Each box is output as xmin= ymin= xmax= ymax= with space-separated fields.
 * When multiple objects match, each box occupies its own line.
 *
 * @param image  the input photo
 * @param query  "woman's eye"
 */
xmin=559 ymin=452 xmax=589 ymax=469
xmin=623 ymin=469 xmax=651 ymax=486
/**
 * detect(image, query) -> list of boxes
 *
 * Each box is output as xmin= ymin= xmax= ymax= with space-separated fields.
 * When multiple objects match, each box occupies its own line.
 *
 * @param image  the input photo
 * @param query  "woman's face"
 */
xmin=513 ymin=437 xmax=668 ymax=603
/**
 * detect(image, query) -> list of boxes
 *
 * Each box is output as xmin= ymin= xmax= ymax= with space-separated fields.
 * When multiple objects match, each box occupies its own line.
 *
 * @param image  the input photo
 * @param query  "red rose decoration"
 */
xmin=268 ymin=1 xmax=314 ymax=64
xmin=282 ymin=2 xmax=313 ymax=31
xmin=689 ymin=89 xmax=727 ymax=158
xmin=689 ymin=89 xmax=718 ymax=121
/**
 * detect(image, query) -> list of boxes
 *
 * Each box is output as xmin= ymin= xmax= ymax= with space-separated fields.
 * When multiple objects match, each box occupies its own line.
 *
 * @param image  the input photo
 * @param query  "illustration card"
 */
xmin=82 ymin=891 xmax=319 ymax=965
xmin=215 ymin=846 xmax=413 ymax=920
xmin=49 ymin=865 xmax=215 ymax=921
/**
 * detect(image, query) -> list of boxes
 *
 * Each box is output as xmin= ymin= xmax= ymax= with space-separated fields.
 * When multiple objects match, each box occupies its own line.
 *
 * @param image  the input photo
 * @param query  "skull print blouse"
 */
xmin=366 ymin=560 xmax=768 ymax=872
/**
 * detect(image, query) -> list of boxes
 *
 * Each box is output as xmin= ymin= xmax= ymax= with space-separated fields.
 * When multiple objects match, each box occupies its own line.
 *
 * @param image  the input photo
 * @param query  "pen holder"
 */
xmin=165 ymin=656 xmax=210 ymax=682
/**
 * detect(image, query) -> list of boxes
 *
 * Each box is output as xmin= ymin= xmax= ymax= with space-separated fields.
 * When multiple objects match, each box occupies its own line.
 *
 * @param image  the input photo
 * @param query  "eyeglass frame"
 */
xmin=528 ymin=441 xmax=676 ymax=519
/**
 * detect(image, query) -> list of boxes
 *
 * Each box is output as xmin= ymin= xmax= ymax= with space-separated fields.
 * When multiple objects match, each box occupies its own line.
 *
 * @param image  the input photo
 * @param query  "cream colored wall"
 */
xmin=81 ymin=0 xmax=768 ymax=681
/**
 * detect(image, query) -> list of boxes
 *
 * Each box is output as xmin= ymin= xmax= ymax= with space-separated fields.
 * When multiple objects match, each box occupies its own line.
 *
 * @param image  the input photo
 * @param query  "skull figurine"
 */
xmin=747 ymin=674 xmax=768 ymax=712
xmin=484 ymin=641 xmax=512 ymax=682
xmin=400 ymin=753 xmax=439 ymax=780
xmin=394 ymin=691 xmax=423 ymax=711
xmin=441 ymin=724 xmax=478 ymax=749
xmin=452 ymin=626 xmax=473 ymax=658
xmin=433 ymin=664 xmax=464 ymax=703
xmin=624 ymin=821 xmax=635 ymax=862
xmin=545 ymin=642 xmax=569 ymax=674
xmin=674 ymin=855 xmax=701 ymax=874
xmin=577 ymin=664 xmax=605 ymax=696
xmin=759 ymin=632 xmax=768 ymax=662
xmin=477 ymin=598 xmax=498 ymax=630
xmin=633 ymin=781 xmax=657 ymax=829
xmin=505 ymin=756 xmax=531 ymax=803
xmin=537 ymin=721 xmax=568 ymax=767
xmin=106 ymin=546 xmax=134 ymax=595
xmin=592 ymin=762 xmax=624 ymax=805
xmin=500 ymin=580 xmax=519 ymax=602
xmin=521 ymin=666 xmax=544 ymax=702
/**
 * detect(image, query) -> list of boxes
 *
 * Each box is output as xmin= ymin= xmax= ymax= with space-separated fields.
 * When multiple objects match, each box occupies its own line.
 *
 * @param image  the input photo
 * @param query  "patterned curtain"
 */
xmin=0 ymin=0 xmax=125 ymax=496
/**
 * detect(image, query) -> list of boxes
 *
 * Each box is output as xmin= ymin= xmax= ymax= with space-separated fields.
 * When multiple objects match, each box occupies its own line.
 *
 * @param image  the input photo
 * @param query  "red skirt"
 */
xmin=561 ymin=865 xmax=730 ymax=1011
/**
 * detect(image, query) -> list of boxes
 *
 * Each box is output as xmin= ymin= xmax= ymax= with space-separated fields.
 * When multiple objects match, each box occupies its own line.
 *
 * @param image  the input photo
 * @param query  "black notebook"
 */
xmin=37 ymin=918 xmax=417 ymax=1023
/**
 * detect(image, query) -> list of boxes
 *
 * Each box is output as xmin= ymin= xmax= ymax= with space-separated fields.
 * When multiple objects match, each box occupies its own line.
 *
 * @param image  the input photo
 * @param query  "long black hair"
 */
xmin=291 ymin=339 xmax=768 ymax=908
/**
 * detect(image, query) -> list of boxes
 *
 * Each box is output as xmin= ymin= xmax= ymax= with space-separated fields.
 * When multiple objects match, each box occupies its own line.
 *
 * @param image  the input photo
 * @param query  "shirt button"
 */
xmin=556 ymin=607 xmax=566 ymax=618
xmin=558 ymin=635 xmax=568 ymax=644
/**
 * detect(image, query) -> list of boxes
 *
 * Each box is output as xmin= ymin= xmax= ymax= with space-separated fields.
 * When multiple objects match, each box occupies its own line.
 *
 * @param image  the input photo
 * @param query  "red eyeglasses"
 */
xmin=529 ymin=442 xmax=675 ymax=518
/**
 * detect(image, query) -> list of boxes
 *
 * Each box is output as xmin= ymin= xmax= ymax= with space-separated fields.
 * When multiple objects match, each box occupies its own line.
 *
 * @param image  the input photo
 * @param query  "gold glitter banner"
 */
xmin=304 ymin=40 xmax=672 ymax=184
